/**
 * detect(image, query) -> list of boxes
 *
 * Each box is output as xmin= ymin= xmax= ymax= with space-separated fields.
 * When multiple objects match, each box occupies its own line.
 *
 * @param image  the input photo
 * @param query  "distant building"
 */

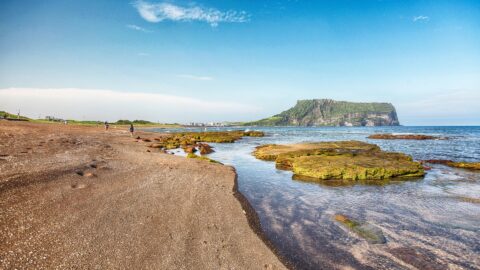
xmin=187 ymin=122 xmax=228 ymax=127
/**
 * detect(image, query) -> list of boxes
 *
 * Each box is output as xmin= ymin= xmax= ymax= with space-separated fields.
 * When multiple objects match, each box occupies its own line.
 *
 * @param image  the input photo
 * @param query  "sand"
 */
xmin=0 ymin=121 xmax=286 ymax=269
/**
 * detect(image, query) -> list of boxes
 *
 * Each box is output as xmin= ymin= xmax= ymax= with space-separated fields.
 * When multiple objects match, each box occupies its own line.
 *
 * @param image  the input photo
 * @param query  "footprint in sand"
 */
xmin=84 ymin=172 xmax=97 ymax=177
xmin=71 ymin=183 xmax=87 ymax=189
xmin=75 ymin=169 xmax=97 ymax=177
xmin=75 ymin=160 xmax=107 ymax=177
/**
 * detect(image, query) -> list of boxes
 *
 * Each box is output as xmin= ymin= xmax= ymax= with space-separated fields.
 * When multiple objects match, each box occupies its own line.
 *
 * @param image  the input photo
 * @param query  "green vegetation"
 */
xmin=115 ymin=119 xmax=155 ymax=125
xmin=186 ymin=153 xmax=222 ymax=164
xmin=244 ymin=99 xmax=399 ymax=126
xmin=253 ymin=141 xmax=424 ymax=183
xmin=0 ymin=111 xmax=30 ymax=120
xmin=0 ymin=112 xmax=181 ymax=127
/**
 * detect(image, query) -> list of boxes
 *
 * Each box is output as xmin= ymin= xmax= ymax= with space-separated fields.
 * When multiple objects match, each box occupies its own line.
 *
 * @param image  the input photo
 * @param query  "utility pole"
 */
xmin=17 ymin=110 xmax=20 ymax=119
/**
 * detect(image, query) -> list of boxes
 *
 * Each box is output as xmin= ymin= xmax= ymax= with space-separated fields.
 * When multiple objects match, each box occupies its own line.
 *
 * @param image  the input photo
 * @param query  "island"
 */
xmin=245 ymin=99 xmax=400 ymax=126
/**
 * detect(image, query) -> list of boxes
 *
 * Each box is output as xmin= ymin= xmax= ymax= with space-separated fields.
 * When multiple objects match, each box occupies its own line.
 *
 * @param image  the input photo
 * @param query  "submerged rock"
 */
xmin=368 ymin=134 xmax=445 ymax=140
xmin=456 ymin=196 xmax=480 ymax=204
xmin=253 ymin=141 xmax=424 ymax=182
xmin=334 ymin=214 xmax=386 ymax=244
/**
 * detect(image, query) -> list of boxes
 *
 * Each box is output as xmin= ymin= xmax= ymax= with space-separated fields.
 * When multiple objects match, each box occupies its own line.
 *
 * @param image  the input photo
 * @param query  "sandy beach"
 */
xmin=0 ymin=121 xmax=286 ymax=269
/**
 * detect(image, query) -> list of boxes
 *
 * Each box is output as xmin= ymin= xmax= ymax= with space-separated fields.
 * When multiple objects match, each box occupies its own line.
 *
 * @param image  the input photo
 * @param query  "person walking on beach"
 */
xmin=129 ymin=124 xmax=134 ymax=137
xmin=104 ymin=121 xmax=109 ymax=131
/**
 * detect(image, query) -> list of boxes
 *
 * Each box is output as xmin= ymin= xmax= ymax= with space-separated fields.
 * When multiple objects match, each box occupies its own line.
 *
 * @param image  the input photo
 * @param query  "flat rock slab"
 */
xmin=254 ymin=140 xmax=424 ymax=182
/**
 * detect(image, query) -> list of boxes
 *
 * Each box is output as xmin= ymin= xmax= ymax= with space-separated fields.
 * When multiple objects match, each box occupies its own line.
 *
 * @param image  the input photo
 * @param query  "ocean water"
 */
xmin=151 ymin=126 xmax=480 ymax=269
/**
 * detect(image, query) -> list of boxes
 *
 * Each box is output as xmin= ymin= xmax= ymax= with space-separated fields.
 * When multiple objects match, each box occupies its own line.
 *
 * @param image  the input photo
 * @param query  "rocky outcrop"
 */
xmin=422 ymin=160 xmax=480 ymax=170
xmin=198 ymin=143 xmax=214 ymax=155
xmin=253 ymin=141 xmax=424 ymax=182
xmin=146 ymin=131 xmax=264 ymax=150
xmin=246 ymin=99 xmax=399 ymax=126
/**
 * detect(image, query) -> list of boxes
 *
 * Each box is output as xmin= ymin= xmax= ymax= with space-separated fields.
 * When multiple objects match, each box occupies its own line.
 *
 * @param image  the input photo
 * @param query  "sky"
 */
xmin=0 ymin=0 xmax=479 ymax=125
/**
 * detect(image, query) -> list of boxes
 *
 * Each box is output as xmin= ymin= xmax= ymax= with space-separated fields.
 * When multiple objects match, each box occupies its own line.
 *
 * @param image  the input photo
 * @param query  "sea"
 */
xmin=149 ymin=126 xmax=480 ymax=270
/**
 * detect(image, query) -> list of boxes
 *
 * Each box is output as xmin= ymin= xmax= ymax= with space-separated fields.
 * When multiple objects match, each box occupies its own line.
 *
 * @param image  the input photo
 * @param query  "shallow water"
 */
xmin=151 ymin=126 xmax=480 ymax=269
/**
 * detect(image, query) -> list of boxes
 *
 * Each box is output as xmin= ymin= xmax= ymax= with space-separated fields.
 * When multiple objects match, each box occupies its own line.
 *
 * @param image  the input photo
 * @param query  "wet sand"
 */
xmin=0 ymin=121 xmax=286 ymax=269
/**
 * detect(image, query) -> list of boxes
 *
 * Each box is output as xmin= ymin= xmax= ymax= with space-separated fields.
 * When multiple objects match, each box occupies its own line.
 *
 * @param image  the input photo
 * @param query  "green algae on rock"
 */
xmin=186 ymin=153 xmax=222 ymax=164
xmin=423 ymin=159 xmax=480 ymax=170
xmin=253 ymin=141 xmax=424 ymax=182
xmin=254 ymin=141 xmax=379 ymax=162
xmin=147 ymin=130 xmax=264 ymax=150
xmin=180 ymin=130 xmax=265 ymax=143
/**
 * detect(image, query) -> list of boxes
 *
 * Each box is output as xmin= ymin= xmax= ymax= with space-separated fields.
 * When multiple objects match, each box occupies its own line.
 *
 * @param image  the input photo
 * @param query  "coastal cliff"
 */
xmin=247 ymin=99 xmax=400 ymax=126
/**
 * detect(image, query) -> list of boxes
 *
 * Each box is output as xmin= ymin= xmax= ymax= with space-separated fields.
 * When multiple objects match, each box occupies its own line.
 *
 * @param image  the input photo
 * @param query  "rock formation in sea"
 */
xmin=253 ymin=141 xmax=424 ymax=182
xmin=246 ymin=99 xmax=400 ymax=126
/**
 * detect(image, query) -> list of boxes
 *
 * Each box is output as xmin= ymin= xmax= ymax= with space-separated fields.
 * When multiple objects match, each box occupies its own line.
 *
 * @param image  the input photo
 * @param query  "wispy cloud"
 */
xmin=413 ymin=15 xmax=429 ymax=22
xmin=132 ymin=1 xmax=249 ymax=27
xmin=126 ymin=24 xmax=153 ymax=32
xmin=177 ymin=74 xmax=213 ymax=81
xmin=0 ymin=88 xmax=260 ymax=122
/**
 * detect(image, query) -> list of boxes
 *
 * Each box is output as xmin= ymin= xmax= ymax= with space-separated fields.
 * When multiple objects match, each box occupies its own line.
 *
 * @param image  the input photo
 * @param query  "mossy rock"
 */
xmin=152 ymin=131 xmax=263 ymax=154
xmin=186 ymin=153 xmax=222 ymax=164
xmin=292 ymin=152 xmax=423 ymax=180
xmin=178 ymin=130 xmax=264 ymax=143
xmin=456 ymin=196 xmax=480 ymax=204
xmin=243 ymin=131 xmax=265 ymax=137
xmin=254 ymin=141 xmax=379 ymax=162
xmin=451 ymin=162 xmax=480 ymax=170
xmin=253 ymin=141 xmax=424 ymax=182
xmin=424 ymin=160 xmax=480 ymax=170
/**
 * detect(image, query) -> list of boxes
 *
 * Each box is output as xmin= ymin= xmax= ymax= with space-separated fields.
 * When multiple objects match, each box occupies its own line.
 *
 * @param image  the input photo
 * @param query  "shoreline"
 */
xmin=0 ymin=121 xmax=286 ymax=269
xmin=231 ymin=168 xmax=295 ymax=270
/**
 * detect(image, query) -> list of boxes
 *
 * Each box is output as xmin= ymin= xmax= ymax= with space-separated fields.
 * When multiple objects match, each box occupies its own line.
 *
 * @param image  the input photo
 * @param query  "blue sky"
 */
xmin=0 ymin=0 xmax=479 ymax=125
